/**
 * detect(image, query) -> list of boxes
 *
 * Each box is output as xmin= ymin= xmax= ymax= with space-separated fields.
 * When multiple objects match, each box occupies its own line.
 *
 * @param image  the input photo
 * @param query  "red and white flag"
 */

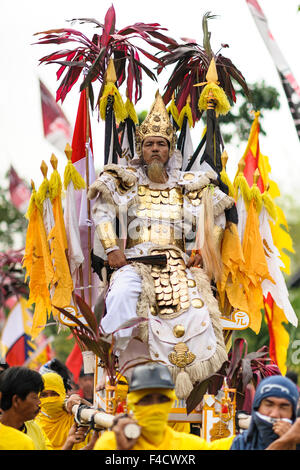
xmin=71 ymin=89 xmax=98 ymax=305
xmin=8 ymin=166 xmax=31 ymax=212
xmin=246 ymin=0 xmax=300 ymax=141
xmin=0 ymin=298 xmax=51 ymax=366
xmin=40 ymin=79 xmax=72 ymax=152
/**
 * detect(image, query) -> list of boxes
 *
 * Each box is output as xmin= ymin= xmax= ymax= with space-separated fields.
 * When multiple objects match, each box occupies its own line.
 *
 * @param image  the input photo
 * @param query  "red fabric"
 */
xmin=40 ymin=80 xmax=71 ymax=141
xmin=65 ymin=342 xmax=83 ymax=384
xmin=5 ymin=336 xmax=26 ymax=366
xmin=243 ymin=148 xmax=264 ymax=193
xmin=71 ymin=89 xmax=93 ymax=163
xmin=8 ymin=166 xmax=31 ymax=210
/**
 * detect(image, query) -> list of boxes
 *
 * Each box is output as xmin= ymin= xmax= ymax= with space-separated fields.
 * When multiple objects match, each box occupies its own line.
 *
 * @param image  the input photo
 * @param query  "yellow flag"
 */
xmin=23 ymin=188 xmax=56 ymax=339
xmin=48 ymin=164 xmax=74 ymax=313
xmin=242 ymin=199 xmax=274 ymax=333
xmin=217 ymin=222 xmax=249 ymax=314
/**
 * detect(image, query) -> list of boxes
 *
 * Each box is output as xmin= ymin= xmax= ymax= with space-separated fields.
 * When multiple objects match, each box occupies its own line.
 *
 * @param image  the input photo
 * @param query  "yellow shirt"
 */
xmin=0 ymin=423 xmax=35 ymax=450
xmin=23 ymin=420 xmax=53 ymax=450
xmin=94 ymin=425 xmax=235 ymax=451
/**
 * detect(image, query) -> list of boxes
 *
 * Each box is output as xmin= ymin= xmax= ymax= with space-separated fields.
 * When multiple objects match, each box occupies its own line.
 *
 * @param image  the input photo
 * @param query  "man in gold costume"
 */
xmin=88 ymin=92 xmax=235 ymax=400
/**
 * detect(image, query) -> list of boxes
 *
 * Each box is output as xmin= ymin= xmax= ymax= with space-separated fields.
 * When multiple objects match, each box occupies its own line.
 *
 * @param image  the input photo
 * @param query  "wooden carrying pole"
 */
xmin=85 ymin=88 xmax=93 ymax=308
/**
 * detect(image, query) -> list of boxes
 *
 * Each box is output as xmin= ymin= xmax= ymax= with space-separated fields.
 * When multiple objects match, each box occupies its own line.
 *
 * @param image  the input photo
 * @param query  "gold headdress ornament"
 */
xmin=135 ymin=90 xmax=177 ymax=157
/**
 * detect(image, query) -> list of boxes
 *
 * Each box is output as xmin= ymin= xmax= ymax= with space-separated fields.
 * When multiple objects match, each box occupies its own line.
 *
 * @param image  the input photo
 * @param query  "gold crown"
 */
xmin=136 ymin=91 xmax=177 ymax=156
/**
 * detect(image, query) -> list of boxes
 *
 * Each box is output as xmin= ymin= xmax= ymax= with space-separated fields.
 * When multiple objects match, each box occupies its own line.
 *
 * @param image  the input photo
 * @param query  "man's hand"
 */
xmin=113 ymin=415 xmax=140 ymax=450
xmin=273 ymin=419 xmax=292 ymax=437
xmin=62 ymin=424 xmax=88 ymax=450
xmin=107 ymin=249 xmax=127 ymax=269
xmin=267 ymin=417 xmax=300 ymax=450
xmin=64 ymin=394 xmax=82 ymax=414
xmin=187 ymin=253 xmax=203 ymax=268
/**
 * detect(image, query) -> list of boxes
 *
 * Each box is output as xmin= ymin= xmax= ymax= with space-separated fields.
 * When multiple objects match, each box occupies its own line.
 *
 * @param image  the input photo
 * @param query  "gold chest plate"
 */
xmin=126 ymin=186 xmax=185 ymax=251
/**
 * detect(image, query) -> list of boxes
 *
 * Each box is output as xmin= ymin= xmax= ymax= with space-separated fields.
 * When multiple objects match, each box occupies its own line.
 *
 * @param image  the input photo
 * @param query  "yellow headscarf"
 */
xmin=127 ymin=388 xmax=176 ymax=446
xmin=37 ymin=372 xmax=88 ymax=450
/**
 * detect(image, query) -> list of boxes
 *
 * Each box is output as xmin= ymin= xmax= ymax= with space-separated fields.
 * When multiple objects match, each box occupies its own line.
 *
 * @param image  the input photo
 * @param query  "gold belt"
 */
xmin=126 ymin=224 xmax=185 ymax=251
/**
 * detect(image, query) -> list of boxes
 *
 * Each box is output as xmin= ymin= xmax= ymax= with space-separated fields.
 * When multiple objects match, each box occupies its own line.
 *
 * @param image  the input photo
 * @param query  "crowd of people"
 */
xmin=1 ymin=358 xmax=300 ymax=451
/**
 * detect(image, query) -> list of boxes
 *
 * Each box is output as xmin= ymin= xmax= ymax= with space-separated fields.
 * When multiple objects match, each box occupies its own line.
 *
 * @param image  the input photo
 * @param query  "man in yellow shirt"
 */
xmin=0 ymin=366 xmax=87 ymax=450
xmin=0 ymin=422 xmax=35 ymax=450
xmin=94 ymin=363 xmax=234 ymax=451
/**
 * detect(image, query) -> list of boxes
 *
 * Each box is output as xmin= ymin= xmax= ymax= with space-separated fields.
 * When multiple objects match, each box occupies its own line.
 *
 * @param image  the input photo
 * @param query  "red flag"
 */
xmin=8 ymin=166 xmax=31 ymax=212
xmin=71 ymin=89 xmax=97 ymax=306
xmin=40 ymin=79 xmax=72 ymax=152
xmin=71 ymin=89 xmax=93 ymax=164
xmin=65 ymin=341 xmax=83 ymax=384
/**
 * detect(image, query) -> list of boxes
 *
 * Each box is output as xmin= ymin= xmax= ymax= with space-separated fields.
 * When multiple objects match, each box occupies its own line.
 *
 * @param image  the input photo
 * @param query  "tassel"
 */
xmin=36 ymin=178 xmax=49 ymax=212
xmin=167 ymin=98 xmax=180 ymax=126
xmin=177 ymin=100 xmax=194 ymax=129
xmin=175 ymin=369 xmax=194 ymax=399
xmin=63 ymin=160 xmax=86 ymax=191
xmin=99 ymin=82 xmax=127 ymax=123
xmin=250 ymin=184 xmax=263 ymax=213
xmin=234 ymin=173 xmax=251 ymax=206
xmin=198 ymin=82 xmax=231 ymax=116
xmin=125 ymin=98 xmax=138 ymax=124
xmin=220 ymin=168 xmax=235 ymax=197
xmin=262 ymin=191 xmax=277 ymax=221
xmin=49 ymin=169 xmax=62 ymax=202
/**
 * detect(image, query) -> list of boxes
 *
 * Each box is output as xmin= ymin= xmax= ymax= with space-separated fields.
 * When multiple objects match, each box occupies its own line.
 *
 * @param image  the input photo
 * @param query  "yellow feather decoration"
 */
xmin=99 ymin=82 xmax=127 ymax=123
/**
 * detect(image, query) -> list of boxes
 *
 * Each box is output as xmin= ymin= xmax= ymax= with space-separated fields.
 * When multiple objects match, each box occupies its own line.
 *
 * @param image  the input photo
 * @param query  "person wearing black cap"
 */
xmin=230 ymin=375 xmax=299 ymax=450
xmin=93 ymin=363 xmax=235 ymax=450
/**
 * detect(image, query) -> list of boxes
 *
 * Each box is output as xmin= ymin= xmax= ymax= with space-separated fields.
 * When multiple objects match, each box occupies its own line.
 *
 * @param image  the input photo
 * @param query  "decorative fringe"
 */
xmin=49 ymin=169 xmax=62 ymax=202
xmin=167 ymin=266 xmax=228 ymax=399
xmin=99 ymin=82 xmax=127 ymax=123
xmin=130 ymin=261 xmax=157 ymax=343
xmin=262 ymin=191 xmax=277 ymax=221
xmin=25 ymin=189 xmax=37 ymax=220
xmin=131 ymin=255 xmax=227 ymax=400
xmin=177 ymin=102 xmax=194 ymax=129
xmin=220 ymin=168 xmax=235 ymax=198
xmin=234 ymin=173 xmax=251 ymax=206
xmin=250 ymin=184 xmax=263 ymax=213
xmin=167 ymin=98 xmax=179 ymax=126
xmin=174 ymin=369 xmax=194 ymax=399
xmin=63 ymin=160 xmax=86 ymax=191
xmin=36 ymin=178 xmax=49 ymax=212
xmin=125 ymin=98 xmax=138 ymax=124
xmin=198 ymin=83 xmax=231 ymax=116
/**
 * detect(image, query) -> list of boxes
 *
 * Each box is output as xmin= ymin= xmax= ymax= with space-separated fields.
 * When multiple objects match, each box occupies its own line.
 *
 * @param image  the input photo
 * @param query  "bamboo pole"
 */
xmin=85 ymin=88 xmax=93 ymax=308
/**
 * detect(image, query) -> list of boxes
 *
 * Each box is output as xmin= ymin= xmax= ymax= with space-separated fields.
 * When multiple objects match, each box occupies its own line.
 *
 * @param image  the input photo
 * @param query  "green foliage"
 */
xmin=43 ymin=320 xmax=75 ymax=364
xmin=219 ymin=80 xmax=281 ymax=144
xmin=0 ymin=185 xmax=27 ymax=250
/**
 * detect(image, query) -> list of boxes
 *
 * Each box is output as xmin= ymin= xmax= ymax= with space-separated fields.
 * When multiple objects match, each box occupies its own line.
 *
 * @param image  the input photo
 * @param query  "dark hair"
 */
xmin=40 ymin=359 xmax=73 ymax=392
xmin=0 ymin=366 xmax=44 ymax=411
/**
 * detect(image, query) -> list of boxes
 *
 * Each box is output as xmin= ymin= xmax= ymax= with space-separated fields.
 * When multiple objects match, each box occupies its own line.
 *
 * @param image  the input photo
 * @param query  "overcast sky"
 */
xmin=0 ymin=0 xmax=299 ymax=199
